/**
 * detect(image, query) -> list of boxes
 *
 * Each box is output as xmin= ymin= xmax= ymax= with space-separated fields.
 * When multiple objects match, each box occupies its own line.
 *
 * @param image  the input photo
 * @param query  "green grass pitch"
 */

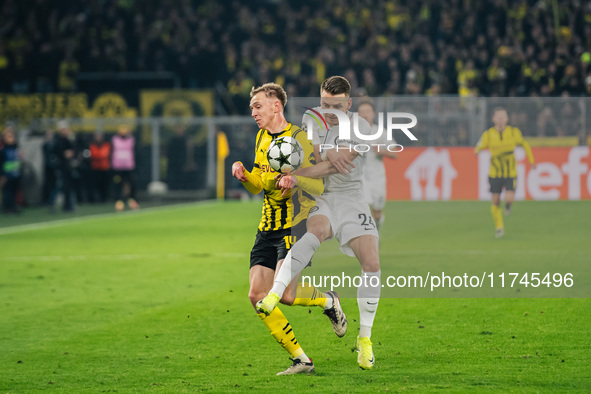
xmin=1 ymin=200 xmax=590 ymax=392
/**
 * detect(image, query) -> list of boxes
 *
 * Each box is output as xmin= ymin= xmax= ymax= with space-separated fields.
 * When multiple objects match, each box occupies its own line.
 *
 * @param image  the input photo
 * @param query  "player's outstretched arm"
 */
xmin=293 ymin=160 xmax=339 ymax=179
xmin=275 ymin=161 xmax=336 ymax=196
xmin=292 ymin=131 xmax=324 ymax=196
xmin=231 ymin=161 xmax=247 ymax=181
xmin=474 ymin=132 xmax=488 ymax=154
xmin=276 ymin=174 xmax=323 ymax=197
xmin=521 ymin=140 xmax=535 ymax=168
xmin=294 ymin=175 xmax=323 ymax=195
xmin=232 ymin=161 xmax=263 ymax=194
xmin=515 ymin=129 xmax=536 ymax=168
xmin=325 ymin=149 xmax=358 ymax=174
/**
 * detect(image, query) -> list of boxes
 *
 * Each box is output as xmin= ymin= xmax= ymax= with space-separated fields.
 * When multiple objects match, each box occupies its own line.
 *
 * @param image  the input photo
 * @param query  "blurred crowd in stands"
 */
xmin=0 ymin=120 xmax=212 ymax=214
xmin=0 ymin=122 xmax=143 ymax=214
xmin=2 ymin=0 xmax=591 ymax=114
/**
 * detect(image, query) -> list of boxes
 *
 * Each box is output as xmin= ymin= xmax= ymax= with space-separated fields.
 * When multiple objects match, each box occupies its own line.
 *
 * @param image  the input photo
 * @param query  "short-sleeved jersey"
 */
xmin=251 ymin=123 xmax=319 ymax=231
xmin=475 ymin=125 xmax=535 ymax=178
xmin=303 ymin=108 xmax=371 ymax=194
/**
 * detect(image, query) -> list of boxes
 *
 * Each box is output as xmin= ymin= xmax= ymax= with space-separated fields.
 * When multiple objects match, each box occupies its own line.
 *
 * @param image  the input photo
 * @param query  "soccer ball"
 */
xmin=267 ymin=137 xmax=304 ymax=173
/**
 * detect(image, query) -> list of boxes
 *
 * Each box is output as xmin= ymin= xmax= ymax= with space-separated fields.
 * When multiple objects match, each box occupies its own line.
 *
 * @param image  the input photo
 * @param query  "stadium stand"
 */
xmin=1 ymin=0 xmax=590 ymax=114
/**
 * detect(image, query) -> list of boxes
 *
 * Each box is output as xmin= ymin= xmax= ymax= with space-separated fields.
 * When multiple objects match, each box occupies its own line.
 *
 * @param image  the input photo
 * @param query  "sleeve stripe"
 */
xmin=255 ymin=130 xmax=265 ymax=152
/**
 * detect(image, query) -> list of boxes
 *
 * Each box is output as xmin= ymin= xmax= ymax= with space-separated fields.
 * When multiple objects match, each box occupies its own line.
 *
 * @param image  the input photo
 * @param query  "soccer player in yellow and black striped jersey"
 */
xmin=475 ymin=107 xmax=535 ymax=238
xmin=231 ymin=83 xmax=347 ymax=375
xmin=248 ymin=123 xmax=317 ymax=232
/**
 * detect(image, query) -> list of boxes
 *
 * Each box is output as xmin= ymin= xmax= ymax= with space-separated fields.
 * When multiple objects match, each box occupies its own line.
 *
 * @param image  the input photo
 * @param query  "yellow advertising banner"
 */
xmin=0 ymin=90 xmax=213 ymax=135
xmin=0 ymin=93 xmax=89 ymax=127
xmin=139 ymin=89 xmax=214 ymax=142
xmin=86 ymin=93 xmax=132 ymax=117
xmin=0 ymin=92 xmax=137 ymax=132
xmin=525 ymin=136 xmax=580 ymax=147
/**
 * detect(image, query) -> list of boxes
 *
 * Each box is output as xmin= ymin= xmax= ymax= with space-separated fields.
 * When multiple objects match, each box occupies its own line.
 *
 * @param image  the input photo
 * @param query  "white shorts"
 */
xmin=363 ymin=178 xmax=386 ymax=211
xmin=309 ymin=192 xmax=379 ymax=257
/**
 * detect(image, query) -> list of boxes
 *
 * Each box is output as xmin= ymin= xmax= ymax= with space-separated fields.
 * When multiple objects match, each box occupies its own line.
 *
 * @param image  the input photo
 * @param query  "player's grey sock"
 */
xmin=271 ymin=232 xmax=321 ymax=298
xmin=357 ymin=270 xmax=381 ymax=338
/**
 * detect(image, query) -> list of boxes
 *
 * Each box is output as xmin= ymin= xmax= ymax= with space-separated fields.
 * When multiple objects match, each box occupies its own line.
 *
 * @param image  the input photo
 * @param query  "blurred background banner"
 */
xmin=0 ymin=93 xmax=89 ymax=129
xmin=83 ymin=92 xmax=137 ymax=131
xmin=139 ymin=89 xmax=214 ymax=143
xmin=385 ymin=146 xmax=591 ymax=201
xmin=0 ymin=92 xmax=137 ymax=132
xmin=2 ymin=96 xmax=591 ymax=206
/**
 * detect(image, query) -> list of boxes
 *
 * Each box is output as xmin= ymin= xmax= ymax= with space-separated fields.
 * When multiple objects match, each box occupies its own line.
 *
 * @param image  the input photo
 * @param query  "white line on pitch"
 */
xmin=379 ymin=249 xmax=581 ymax=255
xmin=2 ymin=252 xmax=250 ymax=262
xmin=0 ymin=200 xmax=218 ymax=236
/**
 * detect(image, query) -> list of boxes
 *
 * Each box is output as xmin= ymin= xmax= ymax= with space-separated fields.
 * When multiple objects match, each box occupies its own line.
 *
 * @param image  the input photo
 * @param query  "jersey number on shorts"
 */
xmin=284 ymin=235 xmax=296 ymax=249
xmin=358 ymin=213 xmax=376 ymax=230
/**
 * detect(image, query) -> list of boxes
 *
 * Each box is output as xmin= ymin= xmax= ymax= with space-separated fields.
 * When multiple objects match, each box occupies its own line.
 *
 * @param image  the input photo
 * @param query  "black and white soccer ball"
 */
xmin=266 ymin=136 xmax=304 ymax=173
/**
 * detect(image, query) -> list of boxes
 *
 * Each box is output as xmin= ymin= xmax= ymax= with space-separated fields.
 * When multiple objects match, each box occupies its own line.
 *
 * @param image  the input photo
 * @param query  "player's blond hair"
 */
xmin=250 ymin=83 xmax=287 ymax=108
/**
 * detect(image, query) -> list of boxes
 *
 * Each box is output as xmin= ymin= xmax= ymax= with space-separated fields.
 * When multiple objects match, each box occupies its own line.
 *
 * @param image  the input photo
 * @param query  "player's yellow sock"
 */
xmin=292 ymin=282 xmax=328 ymax=307
xmin=258 ymin=307 xmax=304 ymax=359
xmin=491 ymin=204 xmax=504 ymax=230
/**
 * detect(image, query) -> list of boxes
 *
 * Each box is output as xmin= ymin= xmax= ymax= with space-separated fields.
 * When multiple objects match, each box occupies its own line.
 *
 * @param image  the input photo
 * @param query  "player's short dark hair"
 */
xmin=493 ymin=106 xmax=508 ymax=115
xmin=357 ymin=97 xmax=375 ymax=111
xmin=250 ymin=83 xmax=287 ymax=107
xmin=321 ymin=76 xmax=351 ymax=97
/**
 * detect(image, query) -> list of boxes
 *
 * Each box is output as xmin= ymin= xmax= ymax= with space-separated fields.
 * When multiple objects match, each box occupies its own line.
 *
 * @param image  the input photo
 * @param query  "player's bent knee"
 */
xmin=307 ymin=217 xmax=331 ymax=242
xmin=359 ymin=253 xmax=380 ymax=272
xmin=491 ymin=194 xmax=501 ymax=206
xmin=361 ymin=260 xmax=380 ymax=273
xmin=248 ymin=291 xmax=265 ymax=308
xmin=309 ymin=226 xmax=330 ymax=242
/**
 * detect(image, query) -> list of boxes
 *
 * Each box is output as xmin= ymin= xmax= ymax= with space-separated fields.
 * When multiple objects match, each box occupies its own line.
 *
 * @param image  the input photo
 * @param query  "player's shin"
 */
xmin=271 ymin=233 xmax=321 ymax=297
xmin=357 ymin=270 xmax=381 ymax=338
xmin=490 ymin=204 xmax=503 ymax=230
xmin=257 ymin=307 xmax=310 ymax=362
xmin=292 ymin=282 xmax=329 ymax=308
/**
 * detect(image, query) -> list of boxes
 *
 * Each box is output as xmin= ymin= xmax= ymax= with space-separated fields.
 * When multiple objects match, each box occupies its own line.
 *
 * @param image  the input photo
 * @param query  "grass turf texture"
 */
xmin=0 ymin=201 xmax=589 ymax=392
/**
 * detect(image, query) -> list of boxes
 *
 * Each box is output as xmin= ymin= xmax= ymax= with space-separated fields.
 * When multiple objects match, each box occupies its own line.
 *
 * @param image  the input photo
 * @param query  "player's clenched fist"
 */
xmin=277 ymin=175 xmax=298 ymax=197
xmin=232 ymin=161 xmax=247 ymax=182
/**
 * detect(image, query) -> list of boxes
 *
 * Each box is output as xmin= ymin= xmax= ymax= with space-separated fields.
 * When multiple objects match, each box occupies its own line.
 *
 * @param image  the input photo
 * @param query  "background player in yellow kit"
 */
xmin=231 ymin=83 xmax=347 ymax=375
xmin=475 ymin=107 xmax=536 ymax=238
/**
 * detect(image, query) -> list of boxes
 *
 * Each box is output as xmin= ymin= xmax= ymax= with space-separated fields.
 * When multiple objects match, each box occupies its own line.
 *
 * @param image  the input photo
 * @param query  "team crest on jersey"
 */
xmin=335 ymin=136 xmax=357 ymax=146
